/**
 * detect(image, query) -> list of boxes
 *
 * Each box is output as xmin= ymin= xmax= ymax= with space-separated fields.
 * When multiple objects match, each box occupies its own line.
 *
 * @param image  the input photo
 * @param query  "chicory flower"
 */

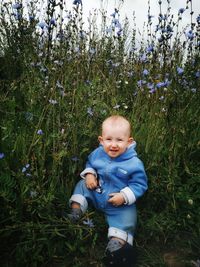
xmin=37 ymin=129 xmax=43 ymax=135
xmin=0 ymin=152 xmax=5 ymax=159
xmin=177 ymin=67 xmax=184 ymax=75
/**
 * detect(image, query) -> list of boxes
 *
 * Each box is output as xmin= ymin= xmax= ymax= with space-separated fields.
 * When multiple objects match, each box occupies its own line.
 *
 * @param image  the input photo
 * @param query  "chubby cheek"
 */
xmin=103 ymin=141 xmax=111 ymax=148
xmin=104 ymin=145 xmax=111 ymax=151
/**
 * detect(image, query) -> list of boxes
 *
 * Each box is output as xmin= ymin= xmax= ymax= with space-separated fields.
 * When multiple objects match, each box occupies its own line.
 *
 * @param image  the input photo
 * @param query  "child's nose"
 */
xmin=111 ymin=141 xmax=117 ymax=147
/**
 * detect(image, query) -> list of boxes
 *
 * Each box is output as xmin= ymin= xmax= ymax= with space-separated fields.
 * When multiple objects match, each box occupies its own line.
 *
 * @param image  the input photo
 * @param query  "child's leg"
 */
xmin=69 ymin=179 xmax=90 ymax=213
xmin=71 ymin=202 xmax=81 ymax=209
xmin=67 ymin=201 xmax=82 ymax=221
xmin=106 ymin=205 xmax=137 ymax=245
xmin=68 ymin=179 xmax=97 ymax=220
xmin=103 ymin=205 xmax=137 ymax=266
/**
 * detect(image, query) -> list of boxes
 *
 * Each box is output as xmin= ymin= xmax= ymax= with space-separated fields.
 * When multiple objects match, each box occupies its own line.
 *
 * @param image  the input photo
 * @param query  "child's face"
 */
xmin=98 ymin=121 xmax=133 ymax=158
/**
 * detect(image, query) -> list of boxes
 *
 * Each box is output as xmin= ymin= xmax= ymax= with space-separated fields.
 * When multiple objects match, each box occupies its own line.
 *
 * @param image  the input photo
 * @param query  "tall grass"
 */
xmin=0 ymin=0 xmax=200 ymax=266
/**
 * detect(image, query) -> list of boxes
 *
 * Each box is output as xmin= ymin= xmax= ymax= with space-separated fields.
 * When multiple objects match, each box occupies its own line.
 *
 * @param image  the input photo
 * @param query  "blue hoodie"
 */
xmin=80 ymin=141 xmax=148 ymax=205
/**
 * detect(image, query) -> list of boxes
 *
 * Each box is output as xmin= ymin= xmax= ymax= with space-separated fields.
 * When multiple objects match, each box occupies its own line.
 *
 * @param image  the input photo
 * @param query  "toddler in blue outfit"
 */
xmin=69 ymin=115 xmax=148 ymax=265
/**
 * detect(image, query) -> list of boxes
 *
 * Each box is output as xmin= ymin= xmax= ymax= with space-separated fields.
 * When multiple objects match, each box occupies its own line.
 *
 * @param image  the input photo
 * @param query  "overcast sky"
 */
xmin=37 ymin=0 xmax=200 ymax=27
xmin=78 ymin=0 xmax=199 ymax=30
xmin=35 ymin=0 xmax=200 ymax=41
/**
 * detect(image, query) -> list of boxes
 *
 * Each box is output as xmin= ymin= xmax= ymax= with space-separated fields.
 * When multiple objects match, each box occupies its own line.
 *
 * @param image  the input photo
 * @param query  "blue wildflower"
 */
xmin=56 ymin=80 xmax=64 ymax=89
xmin=146 ymin=45 xmax=154 ymax=53
xmin=110 ymin=9 xmax=118 ymax=18
xmin=191 ymin=88 xmax=196 ymax=93
xmin=156 ymin=82 xmax=165 ymax=88
xmin=112 ymin=18 xmax=120 ymax=27
xmin=73 ymin=0 xmax=82 ymax=5
xmin=140 ymin=54 xmax=147 ymax=62
xmin=37 ymin=21 xmax=48 ymax=29
xmin=14 ymin=13 xmax=22 ymax=20
xmin=50 ymin=18 xmax=56 ymax=26
xmin=89 ymin=48 xmax=96 ymax=55
xmin=12 ymin=3 xmax=22 ymax=9
xmin=22 ymin=167 xmax=27 ymax=173
xmin=0 ymin=152 xmax=5 ymax=159
xmin=177 ymin=67 xmax=184 ymax=75
xmin=71 ymin=156 xmax=79 ymax=162
xmin=147 ymin=82 xmax=154 ymax=90
xmin=195 ymin=71 xmax=200 ymax=78
xmin=83 ymin=218 xmax=94 ymax=228
xmin=106 ymin=27 xmax=112 ymax=34
xmin=186 ymin=30 xmax=194 ymax=40
xmin=178 ymin=8 xmax=185 ymax=14
xmin=87 ymin=107 xmax=94 ymax=116
xmin=22 ymin=164 xmax=30 ymax=173
xmin=163 ymin=79 xmax=171 ymax=87
xmin=37 ymin=129 xmax=43 ymax=135
xmin=156 ymin=79 xmax=170 ymax=88
xmin=117 ymin=28 xmax=123 ymax=36
xmin=29 ymin=15 xmax=34 ymax=22
xmin=137 ymin=80 xmax=146 ymax=87
xmin=143 ymin=69 xmax=149 ymax=76
xmin=149 ymin=88 xmax=156 ymax=94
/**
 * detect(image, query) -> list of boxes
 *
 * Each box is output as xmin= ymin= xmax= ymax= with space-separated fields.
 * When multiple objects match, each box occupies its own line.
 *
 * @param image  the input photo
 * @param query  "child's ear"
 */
xmin=128 ymin=137 xmax=134 ymax=144
xmin=98 ymin=136 xmax=103 ymax=144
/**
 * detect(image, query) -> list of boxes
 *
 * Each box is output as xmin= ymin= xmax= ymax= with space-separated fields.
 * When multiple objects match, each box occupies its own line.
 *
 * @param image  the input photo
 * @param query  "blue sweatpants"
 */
xmin=69 ymin=179 xmax=137 ymax=245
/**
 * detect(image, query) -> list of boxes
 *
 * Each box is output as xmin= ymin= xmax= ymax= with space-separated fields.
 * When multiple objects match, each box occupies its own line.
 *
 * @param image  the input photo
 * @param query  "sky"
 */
xmin=59 ymin=0 xmax=199 ymax=44
xmin=79 ymin=0 xmax=199 ymax=26
xmin=18 ymin=0 xmax=200 ymax=42
xmin=35 ymin=0 xmax=200 ymax=24
xmin=65 ymin=0 xmax=200 ymax=27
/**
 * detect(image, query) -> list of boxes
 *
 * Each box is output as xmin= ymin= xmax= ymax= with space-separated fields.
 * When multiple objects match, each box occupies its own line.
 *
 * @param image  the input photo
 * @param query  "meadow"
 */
xmin=0 ymin=0 xmax=200 ymax=266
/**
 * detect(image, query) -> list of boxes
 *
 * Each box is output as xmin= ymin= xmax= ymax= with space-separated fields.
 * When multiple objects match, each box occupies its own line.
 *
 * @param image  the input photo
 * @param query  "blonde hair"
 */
xmin=101 ymin=115 xmax=132 ymax=136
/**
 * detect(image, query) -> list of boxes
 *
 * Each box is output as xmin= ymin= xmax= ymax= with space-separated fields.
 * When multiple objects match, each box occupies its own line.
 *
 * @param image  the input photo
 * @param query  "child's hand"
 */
xmin=85 ymin=173 xmax=98 ymax=190
xmin=108 ymin=193 xmax=125 ymax=206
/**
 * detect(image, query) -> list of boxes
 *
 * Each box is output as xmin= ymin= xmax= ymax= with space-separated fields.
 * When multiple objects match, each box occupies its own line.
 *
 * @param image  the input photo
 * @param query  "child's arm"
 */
xmin=80 ymin=150 xmax=98 ymax=190
xmin=85 ymin=173 xmax=98 ymax=190
xmin=108 ymin=192 xmax=126 ymax=206
xmin=120 ymin=159 xmax=148 ymax=205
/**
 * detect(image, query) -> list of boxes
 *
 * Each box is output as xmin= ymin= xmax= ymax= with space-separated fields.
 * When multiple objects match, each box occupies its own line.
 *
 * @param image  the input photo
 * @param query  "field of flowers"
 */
xmin=0 ymin=0 xmax=200 ymax=266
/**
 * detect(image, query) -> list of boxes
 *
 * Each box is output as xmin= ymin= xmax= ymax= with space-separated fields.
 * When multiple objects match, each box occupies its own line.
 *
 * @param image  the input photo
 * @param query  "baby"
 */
xmin=68 ymin=115 xmax=148 ymax=266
